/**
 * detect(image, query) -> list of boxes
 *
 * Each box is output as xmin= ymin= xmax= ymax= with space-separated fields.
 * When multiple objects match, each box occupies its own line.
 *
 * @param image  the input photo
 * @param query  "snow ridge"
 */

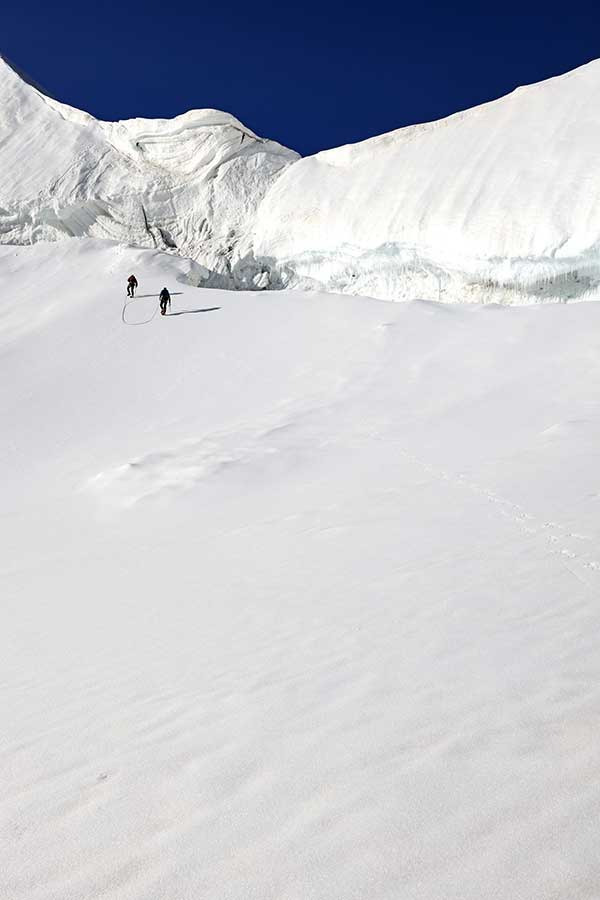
xmin=3 ymin=53 xmax=600 ymax=303
xmin=0 ymin=53 xmax=298 ymax=280
xmin=251 ymin=57 xmax=600 ymax=304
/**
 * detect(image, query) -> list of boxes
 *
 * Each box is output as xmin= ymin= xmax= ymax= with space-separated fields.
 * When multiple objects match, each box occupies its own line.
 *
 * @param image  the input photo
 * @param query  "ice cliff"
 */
xmin=3 ymin=52 xmax=600 ymax=303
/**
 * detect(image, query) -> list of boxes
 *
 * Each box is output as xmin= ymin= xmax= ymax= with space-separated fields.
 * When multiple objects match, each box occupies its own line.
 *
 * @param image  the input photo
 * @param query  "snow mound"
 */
xmin=0 ymin=54 xmax=298 ymax=278
xmin=252 ymin=59 xmax=600 ymax=303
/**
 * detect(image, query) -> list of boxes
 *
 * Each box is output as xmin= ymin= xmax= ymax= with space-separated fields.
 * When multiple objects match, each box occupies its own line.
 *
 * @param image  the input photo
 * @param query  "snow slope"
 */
xmin=253 ymin=59 xmax=600 ymax=303
xmin=3 ymin=241 xmax=600 ymax=899
xmin=0 ymin=54 xmax=297 ymax=280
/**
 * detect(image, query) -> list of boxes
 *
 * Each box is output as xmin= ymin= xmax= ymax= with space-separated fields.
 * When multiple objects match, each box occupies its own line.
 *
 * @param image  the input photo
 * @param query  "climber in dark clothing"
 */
xmin=127 ymin=275 xmax=138 ymax=297
xmin=159 ymin=287 xmax=171 ymax=316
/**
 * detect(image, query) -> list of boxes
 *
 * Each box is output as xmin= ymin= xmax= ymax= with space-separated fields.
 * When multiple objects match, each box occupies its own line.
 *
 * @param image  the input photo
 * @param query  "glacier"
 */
xmin=4 ymin=50 xmax=600 ymax=900
xmin=0 ymin=53 xmax=298 ymax=285
xmin=252 ymin=58 xmax=600 ymax=303
xmin=3 ymin=53 xmax=600 ymax=303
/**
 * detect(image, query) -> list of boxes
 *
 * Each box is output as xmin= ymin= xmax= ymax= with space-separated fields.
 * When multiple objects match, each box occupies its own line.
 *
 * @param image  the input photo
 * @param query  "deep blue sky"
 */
xmin=3 ymin=0 xmax=600 ymax=155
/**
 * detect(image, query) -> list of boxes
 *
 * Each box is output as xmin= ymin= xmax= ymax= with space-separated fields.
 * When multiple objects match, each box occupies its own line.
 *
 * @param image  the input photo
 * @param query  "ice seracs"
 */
xmin=252 ymin=58 xmax=600 ymax=303
xmin=0 ymin=53 xmax=298 ymax=281
xmin=3 ymin=52 xmax=600 ymax=303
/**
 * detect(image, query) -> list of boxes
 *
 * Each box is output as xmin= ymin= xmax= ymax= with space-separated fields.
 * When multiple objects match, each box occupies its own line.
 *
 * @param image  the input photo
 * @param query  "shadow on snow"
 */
xmin=167 ymin=307 xmax=221 ymax=316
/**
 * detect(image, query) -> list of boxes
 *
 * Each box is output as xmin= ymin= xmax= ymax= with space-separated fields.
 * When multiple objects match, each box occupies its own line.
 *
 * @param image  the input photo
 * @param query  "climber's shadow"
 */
xmin=167 ymin=307 xmax=221 ymax=316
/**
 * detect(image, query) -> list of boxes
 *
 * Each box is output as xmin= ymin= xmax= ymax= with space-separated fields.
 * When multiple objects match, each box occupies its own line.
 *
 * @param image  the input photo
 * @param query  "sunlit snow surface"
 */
xmin=2 ymin=241 xmax=600 ymax=899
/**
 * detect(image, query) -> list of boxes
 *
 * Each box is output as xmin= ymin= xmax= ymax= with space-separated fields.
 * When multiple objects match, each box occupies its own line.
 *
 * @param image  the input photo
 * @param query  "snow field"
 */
xmin=2 ymin=242 xmax=600 ymax=898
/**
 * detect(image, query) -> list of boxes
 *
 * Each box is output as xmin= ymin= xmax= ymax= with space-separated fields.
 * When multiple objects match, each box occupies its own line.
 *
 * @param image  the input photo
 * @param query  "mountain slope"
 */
xmin=3 ymin=241 xmax=600 ymax=898
xmin=3 ymin=54 xmax=600 ymax=304
xmin=0 ymin=54 xmax=297 ymax=280
xmin=253 ymin=59 xmax=600 ymax=303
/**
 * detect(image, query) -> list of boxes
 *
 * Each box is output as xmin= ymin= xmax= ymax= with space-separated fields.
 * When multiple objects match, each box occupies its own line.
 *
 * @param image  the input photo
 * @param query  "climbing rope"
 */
xmin=121 ymin=294 xmax=161 ymax=326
